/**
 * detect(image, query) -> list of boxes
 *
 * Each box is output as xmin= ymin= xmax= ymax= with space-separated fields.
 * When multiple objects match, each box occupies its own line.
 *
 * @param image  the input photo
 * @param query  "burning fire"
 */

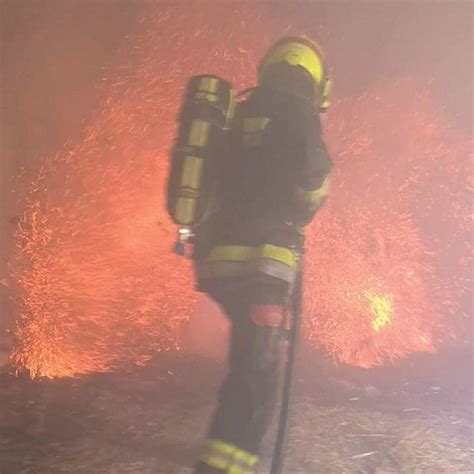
xmin=367 ymin=292 xmax=393 ymax=332
xmin=9 ymin=4 xmax=278 ymax=378
xmin=305 ymin=80 xmax=472 ymax=367
xmin=9 ymin=7 xmax=472 ymax=377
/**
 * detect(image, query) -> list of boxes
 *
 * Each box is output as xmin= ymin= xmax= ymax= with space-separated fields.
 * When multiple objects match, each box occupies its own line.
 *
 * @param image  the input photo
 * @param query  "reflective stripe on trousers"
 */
xmin=199 ymin=438 xmax=259 ymax=474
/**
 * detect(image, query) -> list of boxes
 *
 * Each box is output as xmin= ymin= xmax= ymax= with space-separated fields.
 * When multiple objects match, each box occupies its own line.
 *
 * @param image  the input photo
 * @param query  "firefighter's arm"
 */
xmin=292 ymin=118 xmax=332 ymax=227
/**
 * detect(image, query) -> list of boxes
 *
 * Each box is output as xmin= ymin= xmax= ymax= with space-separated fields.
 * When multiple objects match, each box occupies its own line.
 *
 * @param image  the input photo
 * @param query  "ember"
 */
xmin=9 ymin=7 xmax=472 ymax=377
xmin=10 ymin=4 xmax=275 ymax=378
xmin=305 ymin=80 xmax=472 ymax=367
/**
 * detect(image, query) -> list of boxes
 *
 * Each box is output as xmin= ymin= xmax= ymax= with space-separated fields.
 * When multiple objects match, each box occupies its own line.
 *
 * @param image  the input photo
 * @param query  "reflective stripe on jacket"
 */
xmin=195 ymin=243 xmax=298 ymax=284
xmin=193 ymin=86 xmax=331 ymax=289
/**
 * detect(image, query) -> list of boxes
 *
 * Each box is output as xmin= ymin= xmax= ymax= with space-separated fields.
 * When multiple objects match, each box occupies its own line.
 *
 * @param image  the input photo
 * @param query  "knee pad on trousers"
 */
xmin=249 ymin=303 xmax=285 ymax=371
xmin=251 ymin=326 xmax=283 ymax=371
xmin=208 ymin=325 xmax=284 ymax=452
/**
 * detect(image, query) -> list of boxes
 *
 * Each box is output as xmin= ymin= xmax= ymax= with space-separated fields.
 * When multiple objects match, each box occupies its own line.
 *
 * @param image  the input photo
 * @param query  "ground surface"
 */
xmin=1 ymin=350 xmax=473 ymax=474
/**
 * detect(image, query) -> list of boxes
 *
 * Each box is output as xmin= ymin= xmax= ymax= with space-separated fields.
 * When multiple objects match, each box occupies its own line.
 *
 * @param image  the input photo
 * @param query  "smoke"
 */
xmin=306 ymin=80 xmax=472 ymax=366
xmin=5 ymin=3 xmax=472 ymax=377
xmin=9 ymin=3 xmax=280 ymax=378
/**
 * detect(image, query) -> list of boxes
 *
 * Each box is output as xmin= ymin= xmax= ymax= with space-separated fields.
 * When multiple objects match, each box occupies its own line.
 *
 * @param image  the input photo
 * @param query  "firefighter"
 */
xmin=192 ymin=36 xmax=333 ymax=474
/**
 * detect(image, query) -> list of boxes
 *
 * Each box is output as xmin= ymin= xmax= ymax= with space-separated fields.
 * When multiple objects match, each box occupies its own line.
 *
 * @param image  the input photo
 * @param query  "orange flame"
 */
xmin=9 ymin=7 xmax=472 ymax=377
xmin=10 ymin=4 xmax=279 ymax=378
xmin=305 ymin=80 xmax=472 ymax=367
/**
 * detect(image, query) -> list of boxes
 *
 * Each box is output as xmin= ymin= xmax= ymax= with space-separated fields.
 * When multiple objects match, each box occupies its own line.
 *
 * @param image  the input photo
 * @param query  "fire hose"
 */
xmin=270 ymin=250 xmax=303 ymax=474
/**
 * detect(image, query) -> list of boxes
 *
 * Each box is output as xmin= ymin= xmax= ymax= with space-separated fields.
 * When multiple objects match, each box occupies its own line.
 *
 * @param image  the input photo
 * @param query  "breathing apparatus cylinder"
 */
xmin=167 ymin=75 xmax=235 ymax=249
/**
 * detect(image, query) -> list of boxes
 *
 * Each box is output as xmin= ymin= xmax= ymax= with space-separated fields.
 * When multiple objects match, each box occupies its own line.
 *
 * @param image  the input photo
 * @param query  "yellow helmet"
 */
xmin=258 ymin=36 xmax=332 ymax=111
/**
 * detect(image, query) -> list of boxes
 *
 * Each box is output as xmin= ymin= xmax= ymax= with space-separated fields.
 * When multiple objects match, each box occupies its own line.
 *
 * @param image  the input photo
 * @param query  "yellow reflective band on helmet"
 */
xmin=295 ymin=178 xmax=329 ymax=210
xmin=260 ymin=41 xmax=324 ymax=86
xmin=188 ymin=120 xmax=210 ymax=147
xmin=206 ymin=244 xmax=296 ymax=269
xmin=258 ymin=36 xmax=331 ymax=110
xmin=320 ymin=78 xmax=332 ymax=110
xmin=180 ymin=155 xmax=203 ymax=189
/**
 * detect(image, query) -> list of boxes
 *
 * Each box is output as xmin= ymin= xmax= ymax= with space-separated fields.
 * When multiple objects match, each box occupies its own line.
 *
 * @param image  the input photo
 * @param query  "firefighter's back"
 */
xmin=208 ymin=86 xmax=316 ymax=243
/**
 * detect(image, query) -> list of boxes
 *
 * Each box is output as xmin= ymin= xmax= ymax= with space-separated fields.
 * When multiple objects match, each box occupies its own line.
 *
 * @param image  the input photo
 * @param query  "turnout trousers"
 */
xmin=195 ymin=280 xmax=289 ymax=474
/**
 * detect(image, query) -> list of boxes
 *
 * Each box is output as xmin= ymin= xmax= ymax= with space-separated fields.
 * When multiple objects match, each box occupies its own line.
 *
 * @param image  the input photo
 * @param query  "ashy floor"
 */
xmin=1 ymin=351 xmax=472 ymax=473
